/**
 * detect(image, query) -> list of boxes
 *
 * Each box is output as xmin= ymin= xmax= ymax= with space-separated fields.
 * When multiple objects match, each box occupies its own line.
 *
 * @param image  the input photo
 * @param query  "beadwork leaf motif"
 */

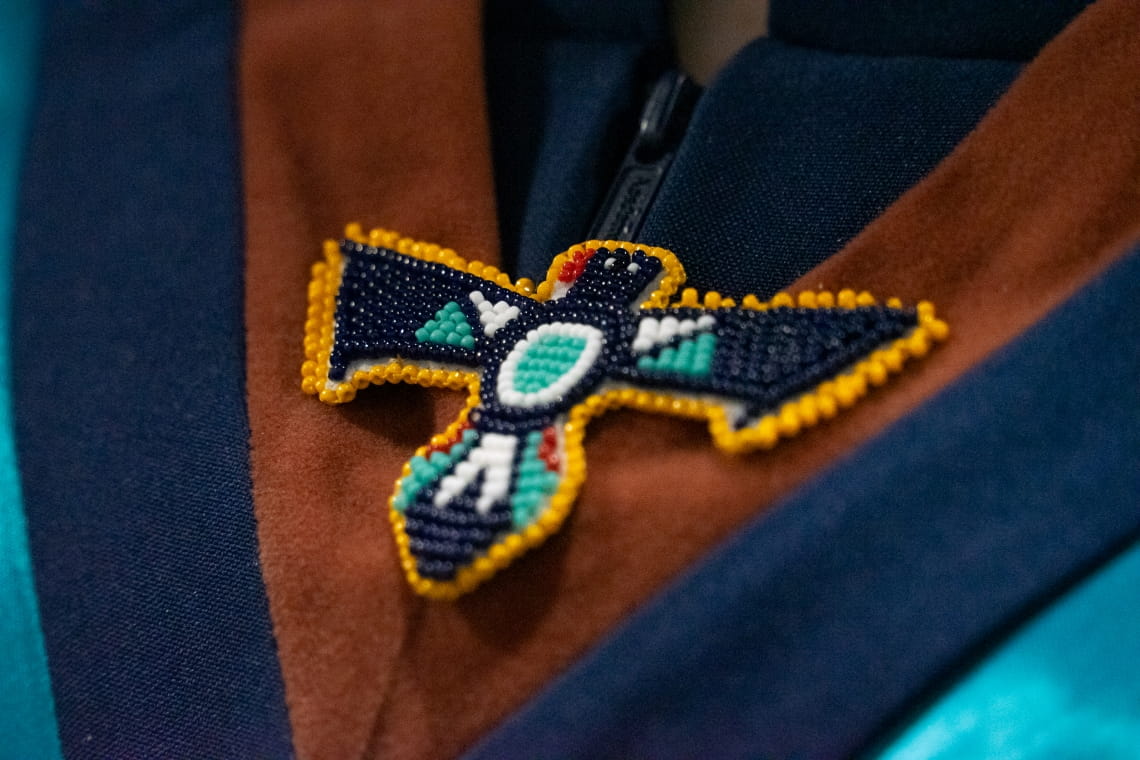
xmin=303 ymin=226 xmax=948 ymax=599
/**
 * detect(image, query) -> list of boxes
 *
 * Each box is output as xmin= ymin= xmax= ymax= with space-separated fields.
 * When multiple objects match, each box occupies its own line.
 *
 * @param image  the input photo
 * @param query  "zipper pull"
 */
xmin=588 ymin=71 xmax=701 ymax=242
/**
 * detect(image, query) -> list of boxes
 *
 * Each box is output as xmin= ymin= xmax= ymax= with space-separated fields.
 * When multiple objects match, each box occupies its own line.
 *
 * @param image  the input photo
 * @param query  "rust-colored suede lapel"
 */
xmin=239 ymin=1 xmax=1140 ymax=758
xmin=238 ymin=3 xmax=499 ymax=758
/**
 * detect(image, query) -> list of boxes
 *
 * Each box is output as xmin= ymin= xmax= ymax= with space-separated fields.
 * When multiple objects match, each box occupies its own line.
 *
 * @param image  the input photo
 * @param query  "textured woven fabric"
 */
xmin=11 ymin=3 xmax=293 ymax=756
xmin=637 ymin=39 xmax=1020 ymax=297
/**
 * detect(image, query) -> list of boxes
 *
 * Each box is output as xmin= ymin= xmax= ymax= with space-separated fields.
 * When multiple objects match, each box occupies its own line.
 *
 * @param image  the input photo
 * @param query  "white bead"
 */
xmin=432 ymin=433 xmax=519 ymax=513
xmin=632 ymin=317 xmax=660 ymax=354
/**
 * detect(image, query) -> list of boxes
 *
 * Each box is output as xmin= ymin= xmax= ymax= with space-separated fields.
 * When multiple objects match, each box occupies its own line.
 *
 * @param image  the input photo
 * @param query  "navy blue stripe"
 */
xmin=464 ymin=246 xmax=1140 ymax=759
xmin=12 ymin=3 xmax=293 ymax=757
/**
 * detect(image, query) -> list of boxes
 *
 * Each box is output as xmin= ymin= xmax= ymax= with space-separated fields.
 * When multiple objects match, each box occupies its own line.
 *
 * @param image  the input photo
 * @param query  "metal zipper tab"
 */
xmin=588 ymin=71 xmax=701 ymax=242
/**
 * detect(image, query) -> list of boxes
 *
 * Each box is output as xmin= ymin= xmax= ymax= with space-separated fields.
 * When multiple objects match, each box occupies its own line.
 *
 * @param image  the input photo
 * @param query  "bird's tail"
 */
xmin=389 ymin=421 xmax=569 ymax=594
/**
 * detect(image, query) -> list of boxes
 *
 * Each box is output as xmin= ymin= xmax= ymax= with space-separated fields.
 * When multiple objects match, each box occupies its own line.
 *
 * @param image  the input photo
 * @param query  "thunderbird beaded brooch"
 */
xmin=303 ymin=226 xmax=948 ymax=599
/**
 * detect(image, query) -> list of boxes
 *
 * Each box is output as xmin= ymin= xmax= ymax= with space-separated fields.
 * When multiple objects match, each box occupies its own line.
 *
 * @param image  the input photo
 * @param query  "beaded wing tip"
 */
xmin=302 ymin=225 xmax=948 ymax=599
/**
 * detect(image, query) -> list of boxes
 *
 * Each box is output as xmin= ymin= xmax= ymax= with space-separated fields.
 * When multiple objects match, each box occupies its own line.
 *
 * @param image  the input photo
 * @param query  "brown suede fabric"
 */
xmin=240 ymin=1 xmax=1140 ymax=758
xmin=239 ymin=3 xmax=499 ymax=758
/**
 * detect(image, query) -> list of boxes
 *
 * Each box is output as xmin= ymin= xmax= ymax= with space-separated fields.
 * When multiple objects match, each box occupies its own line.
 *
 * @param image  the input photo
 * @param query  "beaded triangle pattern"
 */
xmin=303 ymin=225 xmax=949 ymax=600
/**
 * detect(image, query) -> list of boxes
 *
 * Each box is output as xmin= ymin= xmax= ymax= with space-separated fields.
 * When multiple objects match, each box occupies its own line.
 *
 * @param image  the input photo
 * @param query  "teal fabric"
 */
xmin=0 ymin=1 xmax=63 ymax=757
xmin=874 ymin=542 xmax=1140 ymax=760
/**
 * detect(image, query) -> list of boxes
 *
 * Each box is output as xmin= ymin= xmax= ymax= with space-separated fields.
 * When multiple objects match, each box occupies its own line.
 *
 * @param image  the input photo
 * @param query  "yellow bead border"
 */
xmin=302 ymin=225 xmax=949 ymax=599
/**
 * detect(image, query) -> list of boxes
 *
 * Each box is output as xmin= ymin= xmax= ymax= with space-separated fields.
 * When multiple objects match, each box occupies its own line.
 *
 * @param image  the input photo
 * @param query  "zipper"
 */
xmin=588 ymin=71 xmax=701 ymax=241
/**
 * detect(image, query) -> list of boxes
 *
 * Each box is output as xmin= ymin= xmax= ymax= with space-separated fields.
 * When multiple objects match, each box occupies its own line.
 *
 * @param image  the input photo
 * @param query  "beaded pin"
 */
xmin=303 ymin=225 xmax=948 ymax=599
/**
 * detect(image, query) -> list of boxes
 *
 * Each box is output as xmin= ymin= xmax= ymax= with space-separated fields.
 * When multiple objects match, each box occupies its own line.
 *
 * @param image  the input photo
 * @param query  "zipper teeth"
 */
xmin=588 ymin=71 xmax=701 ymax=242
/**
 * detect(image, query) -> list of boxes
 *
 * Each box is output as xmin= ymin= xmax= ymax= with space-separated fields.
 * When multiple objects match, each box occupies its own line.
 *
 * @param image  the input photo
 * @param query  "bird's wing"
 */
xmin=317 ymin=240 xmax=537 ymax=385
xmin=609 ymin=304 xmax=920 ymax=429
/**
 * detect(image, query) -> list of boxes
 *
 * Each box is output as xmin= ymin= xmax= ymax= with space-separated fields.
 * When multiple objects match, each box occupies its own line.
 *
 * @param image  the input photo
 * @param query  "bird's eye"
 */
xmin=626 ymin=262 xmax=640 ymax=273
xmin=603 ymin=257 xmax=617 ymax=269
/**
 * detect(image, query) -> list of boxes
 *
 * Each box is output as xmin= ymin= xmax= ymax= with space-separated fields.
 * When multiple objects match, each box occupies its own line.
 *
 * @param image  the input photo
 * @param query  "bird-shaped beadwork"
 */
xmin=303 ymin=227 xmax=947 ymax=599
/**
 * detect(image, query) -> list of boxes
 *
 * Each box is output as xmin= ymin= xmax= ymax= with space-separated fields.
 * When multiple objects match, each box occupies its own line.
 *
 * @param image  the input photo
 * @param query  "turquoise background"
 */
xmin=0 ymin=0 xmax=64 ymax=756
xmin=876 ymin=543 xmax=1140 ymax=759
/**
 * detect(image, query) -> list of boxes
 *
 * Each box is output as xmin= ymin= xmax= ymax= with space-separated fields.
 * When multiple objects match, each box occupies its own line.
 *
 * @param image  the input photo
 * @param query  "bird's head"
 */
xmin=554 ymin=246 xmax=665 ymax=309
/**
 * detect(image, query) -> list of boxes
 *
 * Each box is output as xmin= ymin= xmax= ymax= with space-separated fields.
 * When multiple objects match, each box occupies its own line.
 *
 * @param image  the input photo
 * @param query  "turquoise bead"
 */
xmin=416 ymin=300 xmax=478 ymax=349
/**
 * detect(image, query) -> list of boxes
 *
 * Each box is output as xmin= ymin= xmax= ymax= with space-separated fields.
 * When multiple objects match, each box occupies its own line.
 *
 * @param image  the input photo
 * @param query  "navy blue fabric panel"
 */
xmin=464 ymin=247 xmax=1140 ymax=760
xmin=770 ymin=0 xmax=1091 ymax=60
xmin=12 ymin=3 xmax=293 ymax=758
xmin=485 ymin=0 xmax=671 ymax=281
xmin=638 ymin=39 xmax=1020 ymax=298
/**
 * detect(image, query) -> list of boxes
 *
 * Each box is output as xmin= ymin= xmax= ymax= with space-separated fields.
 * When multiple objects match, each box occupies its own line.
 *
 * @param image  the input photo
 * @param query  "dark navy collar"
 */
xmin=769 ymin=0 xmax=1093 ymax=59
